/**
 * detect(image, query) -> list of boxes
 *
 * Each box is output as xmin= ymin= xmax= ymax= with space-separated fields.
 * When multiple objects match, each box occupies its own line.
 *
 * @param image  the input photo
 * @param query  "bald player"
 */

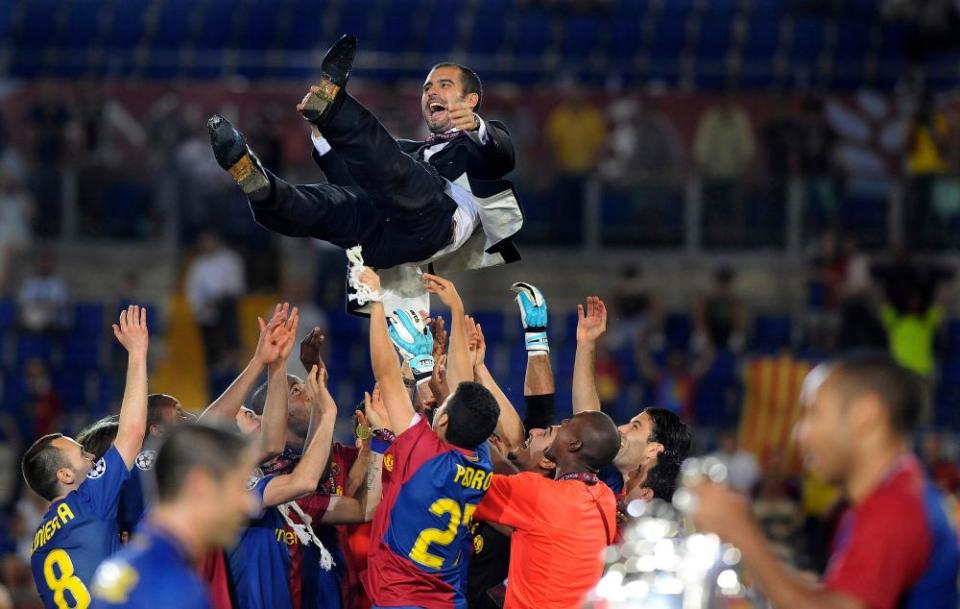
xmin=692 ymin=352 xmax=959 ymax=609
xmin=474 ymin=410 xmax=620 ymax=609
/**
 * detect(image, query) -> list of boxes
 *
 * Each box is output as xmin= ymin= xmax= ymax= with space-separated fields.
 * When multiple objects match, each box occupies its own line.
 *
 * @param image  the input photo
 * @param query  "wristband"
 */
xmin=525 ymin=331 xmax=549 ymax=353
xmin=372 ymin=438 xmax=391 ymax=454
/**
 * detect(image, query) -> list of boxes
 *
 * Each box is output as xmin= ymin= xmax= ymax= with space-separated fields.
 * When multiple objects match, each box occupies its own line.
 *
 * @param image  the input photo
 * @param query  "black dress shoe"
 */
xmin=207 ymin=114 xmax=270 ymax=200
xmin=300 ymin=34 xmax=357 ymax=125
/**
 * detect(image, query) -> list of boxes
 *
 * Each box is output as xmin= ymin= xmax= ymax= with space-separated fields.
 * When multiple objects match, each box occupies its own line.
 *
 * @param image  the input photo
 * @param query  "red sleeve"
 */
xmin=391 ymin=416 xmax=447 ymax=482
xmin=296 ymin=492 xmax=333 ymax=520
xmin=475 ymin=472 xmax=543 ymax=530
xmin=824 ymin=495 xmax=931 ymax=609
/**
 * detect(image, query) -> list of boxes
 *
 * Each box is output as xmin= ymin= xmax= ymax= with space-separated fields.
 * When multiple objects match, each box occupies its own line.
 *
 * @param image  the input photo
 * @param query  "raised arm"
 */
xmin=467 ymin=316 xmax=525 ymax=451
xmin=199 ymin=304 xmax=287 ymax=422
xmin=361 ymin=268 xmax=417 ymax=433
xmin=112 ymin=305 xmax=150 ymax=468
xmin=259 ymin=307 xmax=299 ymax=459
xmin=572 ymin=296 xmax=607 ymax=414
xmin=511 ymin=282 xmax=555 ymax=431
xmin=423 ymin=273 xmax=471 ymax=391
xmin=262 ymin=365 xmax=337 ymax=506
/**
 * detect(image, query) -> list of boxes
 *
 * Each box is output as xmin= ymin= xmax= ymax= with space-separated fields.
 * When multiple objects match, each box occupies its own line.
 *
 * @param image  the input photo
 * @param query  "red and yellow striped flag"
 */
xmin=740 ymin=354 xmax=811 ymax=473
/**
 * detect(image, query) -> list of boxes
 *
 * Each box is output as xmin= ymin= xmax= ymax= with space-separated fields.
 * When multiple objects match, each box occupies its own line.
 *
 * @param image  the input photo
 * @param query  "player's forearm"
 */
xmin=116 ymin=350 xmax=148 ymax=462
xmin=346 ymin=441 xmax=371 ymax=499
xmin=258 ymin=362 xmax=289 ymax=459
xmin=370 ymin=302 xmax=416 ymax=431
xmin=476 ymin=364 xmax=524 ymax=451
xmin=572 ymin=341 xmax=601 ymax=413
xmin=289 ymin=414 xmax=336 ymax=496
xmin=199 ymin=358 xmax=264 ymax=422
xmin=446 ymin=304 xmax=472 ymax=391
xmin=524 ymin=351 xmax=554 ymax=396
xmin=729 ymin=520 xmax=849 ymax=609
xmin=362 ymin=452 xmax=384 ymax=522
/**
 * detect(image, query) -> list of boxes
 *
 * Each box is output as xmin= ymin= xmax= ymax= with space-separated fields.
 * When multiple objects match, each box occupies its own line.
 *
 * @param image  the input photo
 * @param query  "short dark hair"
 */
xmin=76 ymin=416 xmax=120 ymax=460
xmin=21 ymin=433 xmax=68 ymax=501
xmin=147 ymin=394 xmax=179 ymax=429
xmin=430 ymin=63 xmax=483 ymax=112
xmin=249 ymin=374 xmax=301 ymax=415
xmin=444 ymin=381 xmax=499 ymax=449
xmin=642 ymin=408 xmax=692 ymax=501
xmin=832 ymin=351 xmax=928 ymax=434
xmin=154 ymin=424 xmax=250 ymax=502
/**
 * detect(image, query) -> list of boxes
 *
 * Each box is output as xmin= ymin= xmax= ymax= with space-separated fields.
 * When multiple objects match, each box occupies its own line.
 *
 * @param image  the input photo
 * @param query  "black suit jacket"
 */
xmin=311 ymin=118 xmax=515 ymax=186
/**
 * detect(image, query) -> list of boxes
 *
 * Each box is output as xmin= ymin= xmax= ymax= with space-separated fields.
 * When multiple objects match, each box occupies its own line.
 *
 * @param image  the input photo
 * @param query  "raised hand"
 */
xmin=304 ymin=364 xmax=335 ymax=415
xmin=465 ymin=315 xmax=487 ymax=369
xmin=113 ymin=305 xmax=149 ymax=357
xmin=362 ymin=384 xmax=390 ymax=431
xmin=359 ymin=267 xmax=382 ymax=296
xmin=447 ymin=101 xmax=479 ymax=132
xmin=423 ymin=273 xmax=463 ymax=311
xmin=428 ymin=316 xmax=448 ymax=362
xmin=275 ymin=306 xmax=300 ymax=361
xmin=300 ymin=326 xmax=327 ymax=376
xmin=577 ymin=296 xmax=608 ymax=344
xmin=253 ymin=303 xmax=289 ymax=366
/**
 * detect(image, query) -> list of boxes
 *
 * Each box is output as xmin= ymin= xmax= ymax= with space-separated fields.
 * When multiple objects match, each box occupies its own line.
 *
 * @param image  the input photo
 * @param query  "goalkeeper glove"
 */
xmin=510 ymin=282 xmax=549 ymax=353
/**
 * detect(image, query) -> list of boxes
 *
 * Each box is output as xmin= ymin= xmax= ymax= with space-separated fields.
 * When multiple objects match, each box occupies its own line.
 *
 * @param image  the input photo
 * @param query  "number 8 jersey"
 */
xmin=365 ymin=415 xmax=493 ymax=609
xmin=31 ymin=445 xmax=130 ymax=609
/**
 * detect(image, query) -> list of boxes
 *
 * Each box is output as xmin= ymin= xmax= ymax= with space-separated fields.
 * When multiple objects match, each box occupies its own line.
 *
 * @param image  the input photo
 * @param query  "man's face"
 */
xmin=615 ymin=412 xmax=658 ymax=472
xmin=431 ymin=400 xmax=450 ymax=441
xmin=202 ymin=464 xmax=260 ymax=548
xmin=287 ymin=382 xmax=312 ymax=440
xmin=544 ymin=417 xmax=582 ymax=463
xmin=510 ymin=425 xmax=558 ymax=472
xmin=235 ymin=407 xmax=262 ymax=436
xmin=421 ymin=66 xmax=470 ymax=133
xmin=154 ymin=401 xmax=196 ymax=435
xmin=795 ymin=372 xmax=854 ymax=485
xmin=53 ymin=437 xmax=96 ymax=483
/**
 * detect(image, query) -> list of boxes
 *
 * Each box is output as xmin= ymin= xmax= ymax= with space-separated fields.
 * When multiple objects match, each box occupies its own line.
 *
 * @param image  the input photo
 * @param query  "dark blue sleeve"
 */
xmin=599 ymin=463 xmax=624 ymax=495
xmin=117 ymin=470 xmax=147 ymax=534
xmin=78 ymin=445 xmax=131 ymax=519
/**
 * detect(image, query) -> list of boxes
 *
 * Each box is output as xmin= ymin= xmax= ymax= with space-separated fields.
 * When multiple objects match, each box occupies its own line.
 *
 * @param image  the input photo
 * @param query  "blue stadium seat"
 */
xmin=945 ymin=319 xmax=960 ymax=358
xmin=197 ymin=1 xmax=236 ymax=49
xmin=660 ymin=0 xmax=696 ymax=16
xmin=695 ymin=13 xmax=734 ymax=59
xmin=791 ymin=17 xmax=825 ymax=62
xmin=750 ymin=0 xmax=787 ymax=17
xmin=664 ymin=313 xmax=692 ymax=351
xmin=650 ymin=17 xmax=688 ymax=60
xmin=878 ymin=23 xmax=906 ymax=60
xmin=151 ymin=0 xmax=194 ymax=48
xmin=832 ymin=21 xmax=869 ymax=62
xmin=16 ymin=334 xmax=56 ymax=365
xmin=470 ymin=6 xmax=507 ymax=54
xmin=104 ymin=0 xmax=150 ymax=49
xmin=327 ymin=311 xmax=364 ymax=341
xmin=607 ymin=16 xmax=642 ymax=57
xmin=73 ymin=302 xmax=105 ymax=337
xmin=471 ymin=311 xmax=507 ymax=346
xmin=743 ymin=18 xmax=781 ymax=59
xmin=0 ymin=300 xmax=15 ymax=329
xmin=286 ymin=13 xmax=324 ymax=51
xmin=375 ymin=1 xmax=419 ymax=54
xmin=13 ymin=0 xmax=62 ymax=48
xmin=62 ymin=0 xmax=106 ymax=48
xmin=751 ymin=314 xmax=792 ymax=354
xmin=562 ymin=15 xmax=600 ymax=59
xmin=512 ymin=11 xmax=551 ymax=57
xmin=422 ymin=10 xmax=459 ymax=55
xmin=242 ymin=0 xmax=280 ymax=50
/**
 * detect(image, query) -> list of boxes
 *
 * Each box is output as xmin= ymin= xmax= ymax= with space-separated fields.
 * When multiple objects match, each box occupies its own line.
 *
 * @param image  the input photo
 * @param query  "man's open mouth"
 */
xmin=428 ymin=102 xmax=446 ymax=120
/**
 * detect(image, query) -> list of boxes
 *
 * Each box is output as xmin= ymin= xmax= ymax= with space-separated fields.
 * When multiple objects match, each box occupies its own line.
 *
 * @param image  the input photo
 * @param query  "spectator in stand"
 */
xmin=544 ymin=82 xmax=607 ymax=242
xmin=609 ymin=264 xmax=660 ymax=351
xmin=0 ymin=111 xmax=26 ymax=182
xmin=26 ymin=81 xmax=77 ymax=237
xmin=20 ymin=359 xmax=63 ymax=440
xmin=797 ymin=96 xmax=838 ymax=235
xmin=920 ymin=433 xmax=960 ymax=495
xmin=637 ymin=343 xmax=712 ymax=423
xmin=905 ymin=91 xmax=949 ymax=248
xmin=694 ymin=267 xmax=746 ymax=353
xmin=185 ymin=231 xmax=245 ymax=390
xmin=0 ymin=170 xmax=33 ymax=290
xmin=709 ymin=429 xmax=760 ymax=495
xmin=694 ymin=92 xmax=756 ymax=246
xmin=761 ymin=95 xmax=799 ymax=211
xmin=17 ymin=253 xmax=69 ymax=334
xmin=876 ymin=272 xmax=952 ymax=380
xmin=0 ymin=417 xmax=19 ymax=513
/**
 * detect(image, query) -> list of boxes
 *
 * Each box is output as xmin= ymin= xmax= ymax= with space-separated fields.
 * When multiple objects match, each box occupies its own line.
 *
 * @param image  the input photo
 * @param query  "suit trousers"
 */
xmin=249 ymin=94 xmax=455 ymax=269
